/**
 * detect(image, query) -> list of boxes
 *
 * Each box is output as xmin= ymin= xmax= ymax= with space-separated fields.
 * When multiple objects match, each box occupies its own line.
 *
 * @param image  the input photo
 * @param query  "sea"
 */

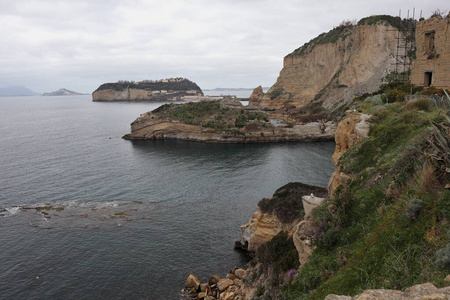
xmin=0 ymin=93 xmax=335 ymax=299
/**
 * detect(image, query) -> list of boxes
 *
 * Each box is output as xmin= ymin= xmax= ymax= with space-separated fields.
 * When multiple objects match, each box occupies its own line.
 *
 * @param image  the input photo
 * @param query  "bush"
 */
xmin=404 ymin=198 xmax=423 ymax=220
xmin=269 ymin=88 xmax=284 ymax=100
xmin=255 ymin=231 xmax=300 ymax=286
xmin=436 ymin=243 xmax=450 ymax=270
xmin=405 ymin=98 xmax=431 ymax=112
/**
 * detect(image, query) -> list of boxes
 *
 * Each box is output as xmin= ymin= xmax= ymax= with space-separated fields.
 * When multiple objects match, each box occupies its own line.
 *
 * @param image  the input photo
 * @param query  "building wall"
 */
xmin=411 ymin=16 xmax=450 ymax=88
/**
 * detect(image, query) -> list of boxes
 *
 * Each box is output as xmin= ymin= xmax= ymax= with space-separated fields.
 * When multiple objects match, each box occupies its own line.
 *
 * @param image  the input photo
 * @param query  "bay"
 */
xmin=0 ymin=95 xmax=335 ymax=299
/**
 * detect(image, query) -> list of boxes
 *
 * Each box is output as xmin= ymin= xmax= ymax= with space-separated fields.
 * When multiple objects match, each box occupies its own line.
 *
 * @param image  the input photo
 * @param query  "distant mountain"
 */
xmin=43 ymin=88 xmax=84 ymax=96
xmin=0 ymin=86 xmax=39 ymax=97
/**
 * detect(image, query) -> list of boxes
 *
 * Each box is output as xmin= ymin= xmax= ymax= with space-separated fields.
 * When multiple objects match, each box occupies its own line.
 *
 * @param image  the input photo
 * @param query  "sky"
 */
xmin=0 ymin=0 xmax=447 ymax=93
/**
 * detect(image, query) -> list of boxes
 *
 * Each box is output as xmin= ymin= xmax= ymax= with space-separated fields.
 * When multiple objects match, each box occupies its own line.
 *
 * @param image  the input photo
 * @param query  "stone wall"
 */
xmin=411 ymin=16 xmax=450 ymax=89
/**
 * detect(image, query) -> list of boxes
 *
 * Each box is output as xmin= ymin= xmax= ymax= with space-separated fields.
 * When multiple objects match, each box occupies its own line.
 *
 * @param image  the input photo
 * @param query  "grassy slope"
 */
xmin=152 ymin=100 xmax=269 ymax=133
xmin=282 ymin=100 xmax=450 ymax=299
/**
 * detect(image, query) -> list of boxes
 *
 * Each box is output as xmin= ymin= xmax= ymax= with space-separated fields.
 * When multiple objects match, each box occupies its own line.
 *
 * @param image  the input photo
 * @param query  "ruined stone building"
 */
xmin=411 ymin=15 xmax=450 ymax=88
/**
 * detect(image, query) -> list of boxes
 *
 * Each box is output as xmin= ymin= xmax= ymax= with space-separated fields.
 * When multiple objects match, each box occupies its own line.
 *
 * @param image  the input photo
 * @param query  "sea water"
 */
xmin=0 ymin=95 xmax=335 ymax=299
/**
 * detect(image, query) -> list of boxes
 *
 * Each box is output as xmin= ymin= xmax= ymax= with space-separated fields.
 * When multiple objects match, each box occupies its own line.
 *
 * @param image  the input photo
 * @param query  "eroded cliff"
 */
xmin=252 ymin=16 xmax=406 ymax=118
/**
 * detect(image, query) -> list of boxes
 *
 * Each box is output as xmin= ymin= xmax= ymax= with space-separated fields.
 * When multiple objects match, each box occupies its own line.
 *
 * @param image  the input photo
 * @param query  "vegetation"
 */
xmin=288 ymin=23 xmax=354 ymax=57
xmin=152 ymin=100 xmax=269 ymax=133
xmin=279 ymin=94 xmax=450 ymax=299
xmin=258 ymin=182 xmax=328 ymax=224
xmin=255 ymin=231 xmax=300 ymax=286
xmin=357 ymin=15 xmax=413 ymax=31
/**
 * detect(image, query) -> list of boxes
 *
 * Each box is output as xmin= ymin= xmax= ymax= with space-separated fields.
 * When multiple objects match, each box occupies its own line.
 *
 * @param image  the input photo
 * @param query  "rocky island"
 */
xmin=92 ymin=77 xmax=203 ymax=102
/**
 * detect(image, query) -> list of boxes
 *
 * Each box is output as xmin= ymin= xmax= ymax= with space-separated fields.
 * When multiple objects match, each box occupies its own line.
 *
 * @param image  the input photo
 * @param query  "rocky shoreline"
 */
xmin=179 ymin=111 xmax=371 ymax=299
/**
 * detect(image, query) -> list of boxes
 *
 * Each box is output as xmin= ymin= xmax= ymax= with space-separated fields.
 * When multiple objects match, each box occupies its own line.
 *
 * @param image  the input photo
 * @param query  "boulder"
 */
xmin=221 ymin=291 xmax=236 ymax=300
xmin=234 ymin=269 xmax=246 ymax=279
xmin=208 ymin=274 xmax=221 ymax=286
xmin=185 ymin=274 xmax=201 ymax=291
xmin=217 ymin=278 xmax=234 ymax=292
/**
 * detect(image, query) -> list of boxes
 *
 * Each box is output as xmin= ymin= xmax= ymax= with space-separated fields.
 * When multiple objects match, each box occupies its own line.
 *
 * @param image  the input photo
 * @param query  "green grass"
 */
xmin=152 ymin=100 xmax=269 ymax=133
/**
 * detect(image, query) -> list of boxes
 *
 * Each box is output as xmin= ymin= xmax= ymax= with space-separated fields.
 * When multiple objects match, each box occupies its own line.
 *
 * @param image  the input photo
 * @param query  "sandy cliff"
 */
xmin=328 ymin=111 xmax=371 ymax=195
xmin=252 ymin=18 xmax=402 ymax=116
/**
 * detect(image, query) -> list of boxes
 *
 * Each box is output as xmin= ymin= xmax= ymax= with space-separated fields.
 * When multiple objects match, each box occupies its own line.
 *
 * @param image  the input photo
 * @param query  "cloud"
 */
xmin=0 ymin=0 xmax=448 ymax=93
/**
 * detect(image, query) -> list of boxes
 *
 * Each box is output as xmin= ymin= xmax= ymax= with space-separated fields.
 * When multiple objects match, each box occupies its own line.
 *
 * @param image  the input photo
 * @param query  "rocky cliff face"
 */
xmin=252 ymin=17 xmax=403 ymax=117
xmin=236 ymin=208 xmax=298 ymax=252
xmin=328 ymin=111 xmax=371 ymax=195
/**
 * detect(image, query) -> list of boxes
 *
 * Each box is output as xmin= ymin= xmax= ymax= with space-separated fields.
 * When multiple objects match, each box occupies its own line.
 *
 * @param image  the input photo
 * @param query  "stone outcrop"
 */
xmin=252 ymin=18 xmax=402 ymax=115
xmin=235 ymin=208 xmax=299 ymax=252
xmin=92 ymin=78 xmax=202 ymax=101
xmin=292 ymin=195 xmax=327 ymax=265
xmin=249 ymin=86 xmax=264 ymax=106
xmin=328 ymin=111 xmax=371 ymax=195
xmin=325 ymin=283 xmax=450 ymax=300
xmin=123 ymin=99 xmax=335 ymax=143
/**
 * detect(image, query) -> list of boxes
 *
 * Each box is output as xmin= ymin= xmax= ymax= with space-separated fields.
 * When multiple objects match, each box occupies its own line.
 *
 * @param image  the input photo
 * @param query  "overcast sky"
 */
xmin=0 ymin=0 xmax=447 ymax=93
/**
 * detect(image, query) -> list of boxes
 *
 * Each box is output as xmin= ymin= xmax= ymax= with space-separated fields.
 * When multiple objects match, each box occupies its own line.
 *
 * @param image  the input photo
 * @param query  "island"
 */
xmin=43 ymin=88 xmax=84 ymax=96
xmin=92 ymin=77 xmax=203 ymax=102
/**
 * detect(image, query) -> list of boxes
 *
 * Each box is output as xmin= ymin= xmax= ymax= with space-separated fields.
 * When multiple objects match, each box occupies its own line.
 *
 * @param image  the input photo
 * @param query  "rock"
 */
xmin=236 ymin=208 xmax=298 ymax=252
xmin=234 ymin=269 xmax=246 ymax=279
xmin=327 ymin=283 xmax=450 ymax=300
xmin=328 ymin=111 xmax=371 ymax=196
xmin=221 ymin=291 xmax=236 ymax=300
xmin=325 ymin=295 xmax=352 ymax=300
xmin=220 ymin=98 xmax=243 ymax=109
xmin=293 ymin=220 xmax=315 ymax=265
xmin=249 ymin=85 xmax=264 ymax=105
xmin=208 ymin=274 xmax=221 ymax=286
xmin=226 ymin=273 xmax=238 ymax=280
xmin=302 ymin=195 xmax=326 ymax=219
xmin=217 ymin=278 xmax=234 ymax=292
xmin=185 ymin=274 xmax=201 ymax=291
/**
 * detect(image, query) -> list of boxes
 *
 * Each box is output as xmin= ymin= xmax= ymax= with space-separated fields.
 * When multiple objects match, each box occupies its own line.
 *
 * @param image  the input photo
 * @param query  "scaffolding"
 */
xmin=391 ymin=8 xmax=420 ymax=83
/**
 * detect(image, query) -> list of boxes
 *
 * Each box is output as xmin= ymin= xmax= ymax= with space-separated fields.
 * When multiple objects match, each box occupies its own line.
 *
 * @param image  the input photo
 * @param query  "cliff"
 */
xmin=251 ymin=16 xmax=407 ymax=119
xmin=123 ymin=99 xmax=335 ymax=143
xmin=92 ymin=78 xmax=203 ymax=101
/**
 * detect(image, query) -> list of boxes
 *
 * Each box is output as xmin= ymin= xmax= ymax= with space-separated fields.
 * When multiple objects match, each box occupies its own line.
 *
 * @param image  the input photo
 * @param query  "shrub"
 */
xmin=269 ymin=88 xmax=284 ymax=100
xmin=404 ymin=198 xmax=423 ymax=220
xmin=436 ymin=243 xmax=450 ymax=270
xmin=405 ymin=98 xmax=431 ymax=112
xmin=255 ymin=231 xmax=300 ymax=286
